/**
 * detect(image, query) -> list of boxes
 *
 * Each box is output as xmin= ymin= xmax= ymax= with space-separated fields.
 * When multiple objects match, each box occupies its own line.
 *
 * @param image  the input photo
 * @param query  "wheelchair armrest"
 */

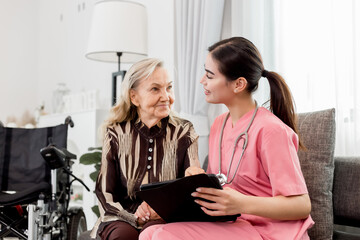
xmin=40 ymin=145 xmax=76 ymax=169
xmin=61 ymin=148 xmax=77 ymax=160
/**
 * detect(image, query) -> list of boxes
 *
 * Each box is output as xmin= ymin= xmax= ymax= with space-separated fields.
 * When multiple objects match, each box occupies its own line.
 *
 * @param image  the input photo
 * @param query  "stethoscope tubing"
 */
xmin=217 ymin=102 xmax=259 ymax=185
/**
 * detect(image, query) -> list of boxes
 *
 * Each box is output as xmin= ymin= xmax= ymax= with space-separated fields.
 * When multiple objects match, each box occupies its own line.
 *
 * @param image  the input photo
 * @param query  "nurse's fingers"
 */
xmin=194 ymin=198 xmax=224 ymax=211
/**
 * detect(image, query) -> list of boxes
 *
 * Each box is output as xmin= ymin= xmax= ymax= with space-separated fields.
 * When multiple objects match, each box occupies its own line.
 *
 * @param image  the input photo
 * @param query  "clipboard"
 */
xmin=136 ymin=174 xmax=240 ymax=223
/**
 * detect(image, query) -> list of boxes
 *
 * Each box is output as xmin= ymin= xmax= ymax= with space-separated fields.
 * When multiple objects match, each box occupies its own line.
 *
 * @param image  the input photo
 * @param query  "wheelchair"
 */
xmin=0 ymin=117 xmax=89 ymax=239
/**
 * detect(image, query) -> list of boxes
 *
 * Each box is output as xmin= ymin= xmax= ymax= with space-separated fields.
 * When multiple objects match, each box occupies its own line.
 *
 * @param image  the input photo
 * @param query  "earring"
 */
xmin=234 ymin=89 xmax=238 ymax=93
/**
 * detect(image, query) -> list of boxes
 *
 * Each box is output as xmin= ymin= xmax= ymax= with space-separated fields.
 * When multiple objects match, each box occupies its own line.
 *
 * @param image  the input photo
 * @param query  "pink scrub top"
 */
xmin=140 ymin=107 xmax=314 ymax=240
xmin=207 ymin=107 xmax=314 ymax=239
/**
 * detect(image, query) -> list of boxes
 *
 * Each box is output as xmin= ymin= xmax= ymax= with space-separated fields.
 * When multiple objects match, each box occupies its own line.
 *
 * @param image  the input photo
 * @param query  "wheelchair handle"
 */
xmin=65 ymin=116 xmax=74 ymax=128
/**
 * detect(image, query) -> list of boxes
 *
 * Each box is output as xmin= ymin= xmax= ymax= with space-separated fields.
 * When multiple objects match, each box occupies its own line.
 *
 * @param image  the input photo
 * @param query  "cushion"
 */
xmin=297 ymin=108 xmax=336 ymax=240
xmin=333 ymin=156 xmax=360 ymax=226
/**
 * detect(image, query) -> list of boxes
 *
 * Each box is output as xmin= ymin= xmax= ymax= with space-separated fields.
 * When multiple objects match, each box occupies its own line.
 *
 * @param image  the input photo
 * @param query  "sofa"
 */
xmin=297 ymin=108 xmax=360 ymax=239
xmin=81 ymin=108 xmax=360 ymax=239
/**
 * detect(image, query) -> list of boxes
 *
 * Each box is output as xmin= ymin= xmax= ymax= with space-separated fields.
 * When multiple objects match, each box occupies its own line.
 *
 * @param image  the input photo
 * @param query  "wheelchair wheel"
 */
xmin=67 ymin=209 xmax=87 ymax=240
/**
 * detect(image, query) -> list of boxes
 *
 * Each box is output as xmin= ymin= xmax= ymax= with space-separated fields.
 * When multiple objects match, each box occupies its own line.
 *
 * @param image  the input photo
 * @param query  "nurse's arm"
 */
xmin=193 ymin=187 xmax=311 ymax=221
xmin=245 ymin=193 xmax=311 ymax=220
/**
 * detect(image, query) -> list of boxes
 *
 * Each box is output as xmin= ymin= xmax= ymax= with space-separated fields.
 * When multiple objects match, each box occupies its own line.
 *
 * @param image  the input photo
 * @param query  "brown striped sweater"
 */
xmin=91 ymin=115 xmax=200 ymax=236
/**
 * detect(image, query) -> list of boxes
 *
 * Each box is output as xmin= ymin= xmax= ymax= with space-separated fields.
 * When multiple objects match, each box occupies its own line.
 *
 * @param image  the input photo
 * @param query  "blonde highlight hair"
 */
xmin=101 ymin=58 xmax=167 ymax=136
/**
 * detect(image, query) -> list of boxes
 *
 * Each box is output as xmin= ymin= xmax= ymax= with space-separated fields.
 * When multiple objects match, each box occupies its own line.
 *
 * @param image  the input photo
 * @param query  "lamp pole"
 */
xmin=112 ymin=52 xmax=126 ymax=106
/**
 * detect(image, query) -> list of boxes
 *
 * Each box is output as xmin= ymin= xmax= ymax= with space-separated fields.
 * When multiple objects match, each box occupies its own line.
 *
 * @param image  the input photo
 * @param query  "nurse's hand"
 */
xmin=185 ymin=166 xmax=206 ymax=176
xmin=191 ymin=187 xmax=246 ymax=216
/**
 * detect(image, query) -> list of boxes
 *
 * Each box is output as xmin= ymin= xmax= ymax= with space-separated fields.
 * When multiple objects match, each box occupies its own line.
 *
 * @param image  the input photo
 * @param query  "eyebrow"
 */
xmin=150 ymin=81 xmax=173 ymax=87
xmin=204 ymin=65 xmax=215 ymax=75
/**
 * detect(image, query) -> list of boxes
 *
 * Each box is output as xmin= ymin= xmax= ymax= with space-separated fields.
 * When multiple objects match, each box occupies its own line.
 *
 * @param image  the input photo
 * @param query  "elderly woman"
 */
xmin=90 ymin=58 xmax=200 ymax=240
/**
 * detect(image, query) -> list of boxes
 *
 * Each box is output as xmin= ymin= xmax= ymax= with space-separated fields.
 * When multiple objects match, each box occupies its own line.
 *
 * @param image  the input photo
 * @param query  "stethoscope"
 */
xmin=216 ymin=102 xmax=259 ymax=186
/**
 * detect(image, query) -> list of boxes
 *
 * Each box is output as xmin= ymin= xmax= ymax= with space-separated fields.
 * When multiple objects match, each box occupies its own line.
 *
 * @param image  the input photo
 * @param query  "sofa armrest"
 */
xmin=333 ymin=156 xmax=360 ymax=227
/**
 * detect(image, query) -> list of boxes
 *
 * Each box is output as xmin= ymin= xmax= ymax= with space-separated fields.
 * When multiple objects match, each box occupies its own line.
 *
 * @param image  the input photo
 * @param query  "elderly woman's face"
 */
xmin=130 ymin=67 xmax=174 ymax=127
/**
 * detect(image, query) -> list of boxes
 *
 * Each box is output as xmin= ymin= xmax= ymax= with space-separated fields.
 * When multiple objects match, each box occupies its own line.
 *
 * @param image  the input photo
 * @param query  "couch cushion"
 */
xmin=297 ymin=108 xmax=336 ymax=240
xmin=333 ymin=157 xmax=360 ymax=227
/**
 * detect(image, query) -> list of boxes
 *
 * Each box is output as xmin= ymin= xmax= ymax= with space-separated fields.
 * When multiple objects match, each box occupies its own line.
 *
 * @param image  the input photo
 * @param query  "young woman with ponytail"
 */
xmin=140 ymin=37 xmax=314 ymax=240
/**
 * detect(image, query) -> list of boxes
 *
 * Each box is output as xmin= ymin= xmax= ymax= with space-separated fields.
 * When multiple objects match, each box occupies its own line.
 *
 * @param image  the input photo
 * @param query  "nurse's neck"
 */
xmin=226 ymin=98 xmax=256 ymax=127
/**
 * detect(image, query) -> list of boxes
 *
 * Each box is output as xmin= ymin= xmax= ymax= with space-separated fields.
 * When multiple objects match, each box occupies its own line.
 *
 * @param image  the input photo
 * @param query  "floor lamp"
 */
xmin=86 ymin=0 xmax=148 ymax=106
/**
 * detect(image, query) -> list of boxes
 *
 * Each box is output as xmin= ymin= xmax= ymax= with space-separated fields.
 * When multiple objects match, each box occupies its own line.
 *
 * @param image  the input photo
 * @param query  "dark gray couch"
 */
xmin=333 ymin=157 xmax=360 ymax=239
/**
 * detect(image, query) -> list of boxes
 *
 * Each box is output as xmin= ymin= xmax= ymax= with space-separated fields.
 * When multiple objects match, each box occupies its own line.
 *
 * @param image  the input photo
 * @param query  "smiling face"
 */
xmin=130 ymin=67 xmax=174 ymax=128
xmin=200 ymin=53 xmax=236 ymax=105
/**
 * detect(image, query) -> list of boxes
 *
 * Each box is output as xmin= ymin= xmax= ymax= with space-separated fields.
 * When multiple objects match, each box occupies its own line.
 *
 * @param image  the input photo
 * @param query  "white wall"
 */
xmin=0 ymin=0 xmax=175 ymax=229
xmin=0 ymin=0 xmax=39 ymax=123
xmin=0 ymin=0 xmax=174 ymax=123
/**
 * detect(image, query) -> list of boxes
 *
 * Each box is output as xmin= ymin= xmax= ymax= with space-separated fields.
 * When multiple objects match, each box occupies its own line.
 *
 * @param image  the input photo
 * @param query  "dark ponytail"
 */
xmin=209 ymin=37 xmax=303 ymax=148
xmin=264 ymin=71 xmax=303 ymax=148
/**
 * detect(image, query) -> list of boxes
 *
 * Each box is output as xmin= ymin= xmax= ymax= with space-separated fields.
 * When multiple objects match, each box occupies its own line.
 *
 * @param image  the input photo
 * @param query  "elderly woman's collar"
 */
xmin=132 ymin=116 xmax=169 ymax=139
xmin=134 ymin=117 xmax=163 ymax=128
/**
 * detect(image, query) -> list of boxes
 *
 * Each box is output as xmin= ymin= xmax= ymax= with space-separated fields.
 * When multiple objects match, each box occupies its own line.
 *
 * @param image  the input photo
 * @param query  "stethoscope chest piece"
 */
xmin=216 ymin=173 xmax=227 ymax=186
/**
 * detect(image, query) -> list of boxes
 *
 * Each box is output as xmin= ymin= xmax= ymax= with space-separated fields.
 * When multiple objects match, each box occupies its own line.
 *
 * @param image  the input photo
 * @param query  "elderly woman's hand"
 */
xmin=135 ymin=201 xmax=161 ymax=226
xmin=185 ymin=166 xmax=206 ymax=177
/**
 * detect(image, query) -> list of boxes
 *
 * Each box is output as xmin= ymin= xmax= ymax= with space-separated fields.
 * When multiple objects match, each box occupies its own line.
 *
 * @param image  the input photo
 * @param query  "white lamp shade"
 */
xmin=86 ymin=0 xmax=148 ymax=63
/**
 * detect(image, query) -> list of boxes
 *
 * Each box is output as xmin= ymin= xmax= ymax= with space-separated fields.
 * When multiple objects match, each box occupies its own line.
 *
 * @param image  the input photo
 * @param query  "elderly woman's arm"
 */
xmin=183 ymin=123 xmax=204 ymax=176
xmin=95 ymin=128 xmax=138 ymax=228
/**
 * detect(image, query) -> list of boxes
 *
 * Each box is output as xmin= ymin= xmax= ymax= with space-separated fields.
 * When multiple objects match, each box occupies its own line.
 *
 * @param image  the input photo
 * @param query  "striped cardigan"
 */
xmin=91 ymin=115 xmax=200 ymax=236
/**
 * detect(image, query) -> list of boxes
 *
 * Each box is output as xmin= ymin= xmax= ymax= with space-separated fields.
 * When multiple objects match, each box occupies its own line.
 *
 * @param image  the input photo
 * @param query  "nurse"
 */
xmin=140 ymin=37 xmax=314 ymax=240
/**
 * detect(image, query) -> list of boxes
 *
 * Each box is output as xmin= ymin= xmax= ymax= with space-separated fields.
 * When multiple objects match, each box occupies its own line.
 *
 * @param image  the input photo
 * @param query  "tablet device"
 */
xmin=136 ymin=174 xmax=240 ymax=223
